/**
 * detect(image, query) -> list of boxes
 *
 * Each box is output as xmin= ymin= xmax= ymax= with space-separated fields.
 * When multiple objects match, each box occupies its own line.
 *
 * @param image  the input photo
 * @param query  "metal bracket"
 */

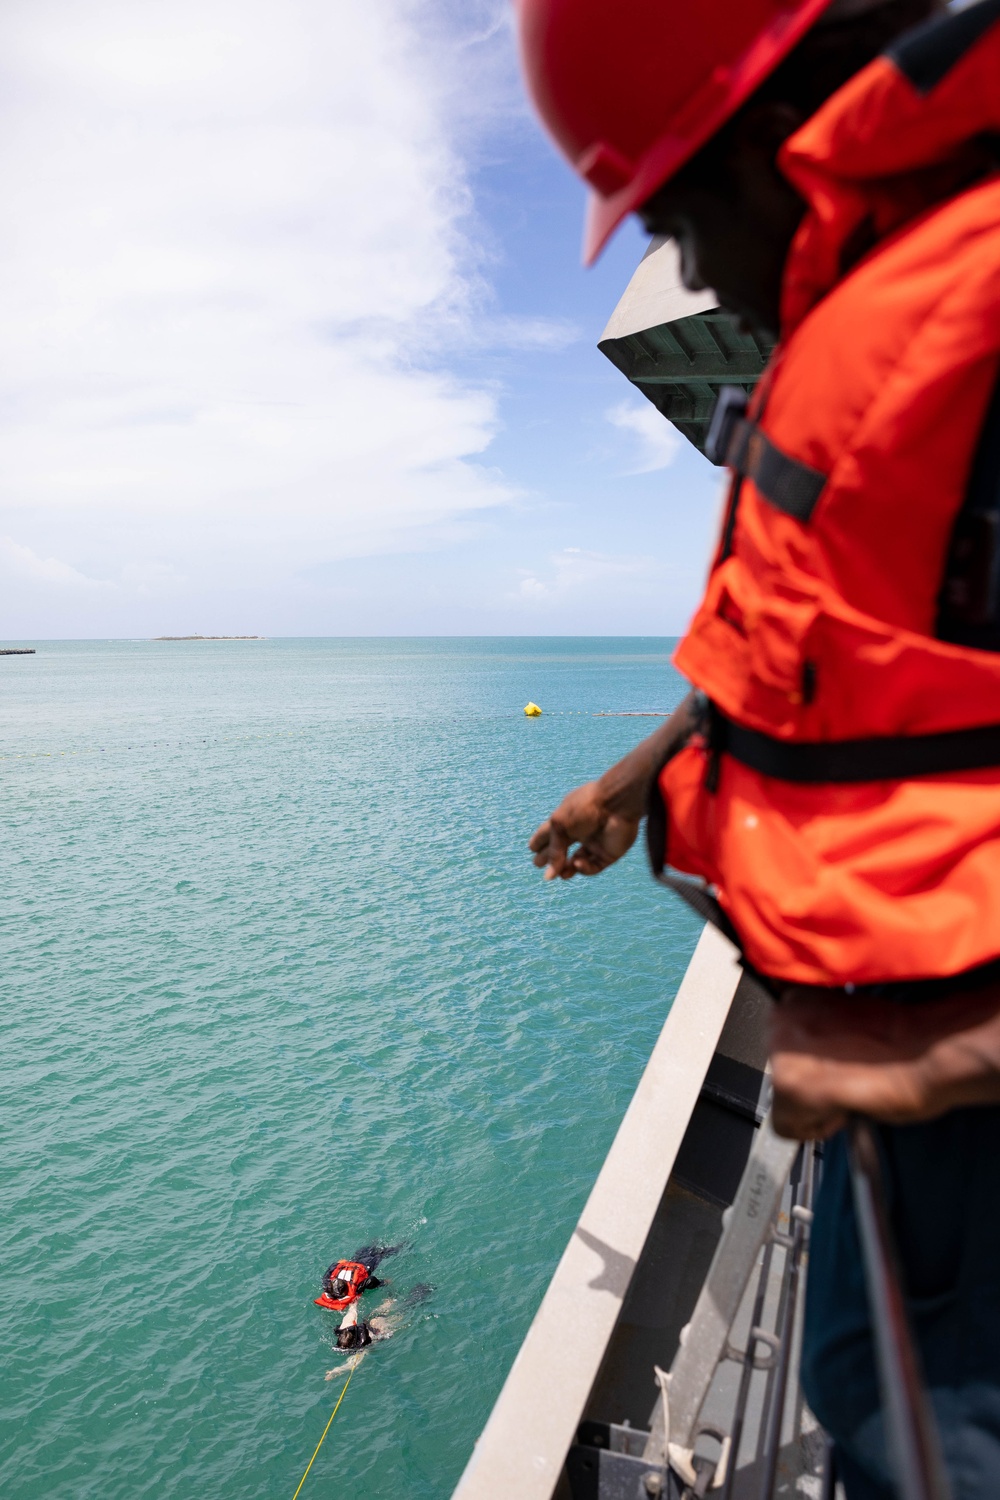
xmin=723 ymin=1326 xmax=780 ymax=1373
xmin=644 ymin=1114 xmax=798 ymax=1464
xmin=566 ymin=1420 xmax=681 ymax=1500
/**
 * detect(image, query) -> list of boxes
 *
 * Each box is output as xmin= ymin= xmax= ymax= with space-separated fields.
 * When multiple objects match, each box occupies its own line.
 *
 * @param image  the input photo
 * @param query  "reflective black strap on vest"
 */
xmin=714 ymin=708 xmax=1000 ymax=783
xmin=705 ymin=385 xmax=827 ymax=522
xmin=888 ymin=0 xmax=1000 ymax=96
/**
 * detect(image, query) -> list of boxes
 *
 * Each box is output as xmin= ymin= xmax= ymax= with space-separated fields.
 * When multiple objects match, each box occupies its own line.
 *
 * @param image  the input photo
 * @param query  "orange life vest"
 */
xmin=658 ymin=0 xmax=1000 ymax=986
xmin=314 ymin=1260 xmax=368 ymax=1311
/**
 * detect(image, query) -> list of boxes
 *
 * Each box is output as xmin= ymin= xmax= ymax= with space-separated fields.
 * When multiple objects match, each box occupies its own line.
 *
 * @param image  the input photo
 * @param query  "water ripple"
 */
xmin=1 ymin=639 xmax=699 ymax=1498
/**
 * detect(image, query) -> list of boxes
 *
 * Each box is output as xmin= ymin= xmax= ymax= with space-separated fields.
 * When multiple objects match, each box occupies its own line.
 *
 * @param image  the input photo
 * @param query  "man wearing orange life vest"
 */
xmin=521 ymin=0 xmax=1000 ymax=1493
xmin=313 ymin=1243 xmax=398 ymax=1310
xmin=314 ymin=1259 xmax=374 ymax=1311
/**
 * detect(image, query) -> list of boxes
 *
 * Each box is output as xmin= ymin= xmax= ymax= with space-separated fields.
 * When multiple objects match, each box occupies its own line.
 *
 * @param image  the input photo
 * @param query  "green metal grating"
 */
xmin=598 ymin=310 xmax=775 ymax=458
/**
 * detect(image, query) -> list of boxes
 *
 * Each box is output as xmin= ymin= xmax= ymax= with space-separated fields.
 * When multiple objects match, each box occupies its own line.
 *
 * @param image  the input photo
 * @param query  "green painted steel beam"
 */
xmin=627 ymin=353 xmax=769 ymax=382
xmin=599 ymin=309 xmax=774 ymax=457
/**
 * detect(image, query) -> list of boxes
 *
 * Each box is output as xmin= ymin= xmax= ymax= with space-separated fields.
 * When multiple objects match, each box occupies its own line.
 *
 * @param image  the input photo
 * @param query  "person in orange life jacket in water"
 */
xmin=314 ymin=1244 xmax=399 ymax=1311
xmin=521 ymin=0 xmax=1000 ymax=1495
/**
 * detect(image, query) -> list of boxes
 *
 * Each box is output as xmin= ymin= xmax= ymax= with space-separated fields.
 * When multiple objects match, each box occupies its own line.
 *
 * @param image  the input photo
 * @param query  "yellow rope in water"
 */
xmin=290 ymin=1362 xmax=358 ymax=1500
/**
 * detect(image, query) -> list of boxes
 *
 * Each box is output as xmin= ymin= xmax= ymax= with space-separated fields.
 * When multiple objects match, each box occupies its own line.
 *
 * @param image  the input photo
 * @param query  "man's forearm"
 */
xmin=529 ymin=689 xmax=702 ymax=879
xmin=596 ymin=689 xmax=701 ymax=820
xmin=921 ymin=999 xmax=1000 ymax=1113
xmin=771 ymin=981 xmax=1000 ymax=1137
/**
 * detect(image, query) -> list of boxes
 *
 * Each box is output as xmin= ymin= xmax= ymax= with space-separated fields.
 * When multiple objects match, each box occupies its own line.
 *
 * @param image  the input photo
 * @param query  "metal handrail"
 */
xmin=755 ymin=1145 xmax=815 ymax=1500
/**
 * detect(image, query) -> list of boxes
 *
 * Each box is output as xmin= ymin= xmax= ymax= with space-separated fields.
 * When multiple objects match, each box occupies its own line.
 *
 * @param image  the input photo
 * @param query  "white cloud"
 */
xmin=0 ymin=536 xmax=108 ymax=589
xmin=0 ymin=0 xmax=526 ymax=620
xmin=514 ymin=547 xmax=653 ymax=606
xmin=477 ymin=315 xmax=580 ymax=352
xmin=605 ymin=399 xmax=681 ymax=474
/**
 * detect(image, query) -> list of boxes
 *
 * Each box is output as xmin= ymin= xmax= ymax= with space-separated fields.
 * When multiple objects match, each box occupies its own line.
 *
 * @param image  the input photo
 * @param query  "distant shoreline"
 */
xmin=152 ymin=635 xmax=265 ymax=641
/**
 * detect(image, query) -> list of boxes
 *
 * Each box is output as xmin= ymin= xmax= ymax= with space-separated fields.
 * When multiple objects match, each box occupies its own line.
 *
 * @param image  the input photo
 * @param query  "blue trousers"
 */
xmin=800 ymin=1109 xmax=1000 ymax=1498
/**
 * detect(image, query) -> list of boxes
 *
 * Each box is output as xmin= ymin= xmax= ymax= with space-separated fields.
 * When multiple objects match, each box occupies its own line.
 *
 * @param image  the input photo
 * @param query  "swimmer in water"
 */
xmin=324 ymin=1303 xmax=383 ymax=1374
xmin=315 ymin=1243 xmax=401 ymax=1310
xmin=325 ymin=1285 xmax=432 ymax=1377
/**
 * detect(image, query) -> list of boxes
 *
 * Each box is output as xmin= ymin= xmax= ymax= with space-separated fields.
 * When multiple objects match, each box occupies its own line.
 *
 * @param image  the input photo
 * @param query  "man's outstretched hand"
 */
xmin=528 ymin=690 xmax=701 ymax=882
xmin=770 ymin=982 xmax=1000 ymax=1140
xmin=529 ymin=781 xmax=640 ymax=880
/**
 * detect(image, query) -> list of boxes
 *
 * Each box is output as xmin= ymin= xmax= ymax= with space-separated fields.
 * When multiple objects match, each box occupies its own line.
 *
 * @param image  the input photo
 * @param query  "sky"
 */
xmin=0 ymin=0 xmax=724 ymax=638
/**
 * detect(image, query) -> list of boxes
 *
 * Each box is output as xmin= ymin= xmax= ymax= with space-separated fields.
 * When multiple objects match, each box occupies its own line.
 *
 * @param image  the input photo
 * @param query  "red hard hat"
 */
xmin=516 ymin=0 xmax=834 ymax=263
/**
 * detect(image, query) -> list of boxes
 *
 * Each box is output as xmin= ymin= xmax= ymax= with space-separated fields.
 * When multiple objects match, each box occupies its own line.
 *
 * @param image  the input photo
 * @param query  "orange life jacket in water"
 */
xmin=314 ymin=1260 xmax=369 ymax=1310
xmin=657 ymin=1 xmax=1000 ymax=986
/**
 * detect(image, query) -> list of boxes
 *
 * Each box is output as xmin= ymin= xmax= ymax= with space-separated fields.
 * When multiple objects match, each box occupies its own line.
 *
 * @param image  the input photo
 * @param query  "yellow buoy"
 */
xmin=524 ymin=702 xmax=542 ymax=717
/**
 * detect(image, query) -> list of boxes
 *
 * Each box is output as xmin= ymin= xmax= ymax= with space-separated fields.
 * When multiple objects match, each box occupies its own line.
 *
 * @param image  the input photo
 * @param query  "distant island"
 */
xmin=152 ymin=635 xmax=265 ymax=641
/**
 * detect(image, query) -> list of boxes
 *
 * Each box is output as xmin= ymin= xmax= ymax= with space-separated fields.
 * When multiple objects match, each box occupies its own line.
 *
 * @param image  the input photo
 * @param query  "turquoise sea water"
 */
xmin=2 ymin=638 xmax=699 ymax=1499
